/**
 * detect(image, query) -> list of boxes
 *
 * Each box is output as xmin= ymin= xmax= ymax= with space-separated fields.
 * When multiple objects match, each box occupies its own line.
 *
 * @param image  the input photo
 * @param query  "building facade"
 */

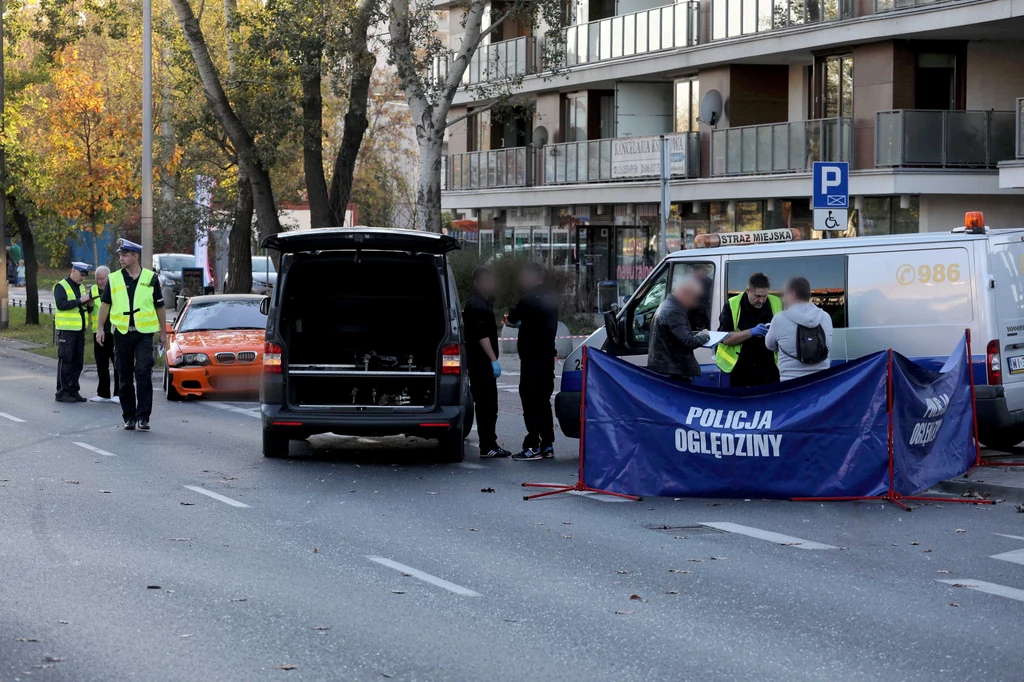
xmin=439 ymin=0 xmax=1024 ymax=307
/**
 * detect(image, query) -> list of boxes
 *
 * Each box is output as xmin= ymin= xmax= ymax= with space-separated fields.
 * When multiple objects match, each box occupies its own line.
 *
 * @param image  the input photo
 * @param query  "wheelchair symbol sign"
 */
xmin=814 ymin=208 xmax=847 ymax=232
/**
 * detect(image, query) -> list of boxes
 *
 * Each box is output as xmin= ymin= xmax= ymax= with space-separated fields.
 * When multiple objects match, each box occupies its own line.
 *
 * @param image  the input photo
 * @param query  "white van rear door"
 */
xmin=990 ymin=238 xmax=1024 ymax=409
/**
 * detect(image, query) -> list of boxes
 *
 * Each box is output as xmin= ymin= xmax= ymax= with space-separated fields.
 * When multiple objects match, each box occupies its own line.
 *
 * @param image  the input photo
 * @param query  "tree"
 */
xmin=387 ymin=0 xmax=568 ymax=232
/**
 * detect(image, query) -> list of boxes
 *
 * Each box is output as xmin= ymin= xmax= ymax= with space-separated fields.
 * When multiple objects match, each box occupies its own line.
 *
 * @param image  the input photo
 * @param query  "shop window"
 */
xmin=735 ymin=202 xmax=763 ymax=232
xmin=552 ymin=228 xmax=570 ymax=269
xmin=726 ymin=255 xmax=848 ymax=328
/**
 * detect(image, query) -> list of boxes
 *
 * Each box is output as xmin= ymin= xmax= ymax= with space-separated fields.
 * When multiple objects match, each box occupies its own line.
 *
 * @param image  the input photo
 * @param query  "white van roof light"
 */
xmin=952 ymin=211 xmax=988 ymax=235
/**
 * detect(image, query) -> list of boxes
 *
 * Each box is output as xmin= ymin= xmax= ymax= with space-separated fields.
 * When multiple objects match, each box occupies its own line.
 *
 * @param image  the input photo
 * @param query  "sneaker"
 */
xmin=540 ymin=446 xmax=555 ymax=459
xmin=123 ymin=420 xmax=136 ymax=431
xmin=512 ymin=448 xmax=542 ymax=461
xmin=481 ymin=446 xmax=512 ymax=459
xmin=71 ymin=393 xmax=87 ymax=403
xmin=110 ymin=396 xmax=120 ymax=404
xmin=55 ymin=394 xmax=77 ymax=403
xmin=88 ymin=396 xmax=108 ymax=403
xmin=137 ymin=420 xmax=150 ymax=432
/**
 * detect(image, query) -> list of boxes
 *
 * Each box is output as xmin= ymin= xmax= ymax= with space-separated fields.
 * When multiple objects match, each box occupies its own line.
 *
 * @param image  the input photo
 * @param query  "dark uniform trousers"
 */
xmin=56 ymin=330 xmax=85 ymax=397
xmin=519 ymin=356 xmax=556 ymax=450
xmin=94 ymin=332 xmax=120 ymax=399
xmin=468 ymin=369 xmax=499 ymax=452
xmin=115 ymin=331 xmax=155 ymax=421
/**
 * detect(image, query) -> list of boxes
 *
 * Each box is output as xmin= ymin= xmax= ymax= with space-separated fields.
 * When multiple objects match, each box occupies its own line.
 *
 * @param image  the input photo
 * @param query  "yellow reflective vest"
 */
xmin=54 ymin=280 xmax=86 ymax=331
xmin=715 ymin=293 xmax=783 ymax=373
xmin=108 ymin=268 xmax=160 ymax=334
xmin=87 ymin=284 xmax=101 ymax=331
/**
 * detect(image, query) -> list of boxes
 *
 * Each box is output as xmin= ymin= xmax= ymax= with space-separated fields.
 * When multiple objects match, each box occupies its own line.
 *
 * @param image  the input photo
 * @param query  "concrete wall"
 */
xmin=788 ymin=63 xmax=811 ymax=122
xmin=851 ymin=41 xmax=914 ymax=170
xmin=615 ymin=82 xmax=672 ymax=137
xmin=966 ymin=42 xmax=1024 ymax=111
xmin=919 ymin=194 xmax=1024 ymax=232
xmin=447 ymin=106 xmax=469 ymax=155
xmin=698 ymin=66 xmax=731 ymax=127
xmin=535 ymin=92 xmax=562 ymax=143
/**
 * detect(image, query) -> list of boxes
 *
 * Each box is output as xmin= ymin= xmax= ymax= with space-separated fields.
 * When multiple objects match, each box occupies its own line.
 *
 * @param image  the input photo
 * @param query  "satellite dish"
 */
xmin=532 ymin=126 xmax=549 ymax=148
xmin=699 ymin=90 xmax=723 ymax=127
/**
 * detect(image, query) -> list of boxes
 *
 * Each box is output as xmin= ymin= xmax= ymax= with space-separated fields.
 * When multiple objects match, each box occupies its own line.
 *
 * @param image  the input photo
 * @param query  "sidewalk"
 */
xmin=933 ymin=456 xmax=1024 ymax=505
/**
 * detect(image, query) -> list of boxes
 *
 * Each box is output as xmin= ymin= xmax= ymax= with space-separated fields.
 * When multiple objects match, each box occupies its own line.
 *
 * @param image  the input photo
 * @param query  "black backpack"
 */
xmin=780 ymin=318 xmax=829 ymax=364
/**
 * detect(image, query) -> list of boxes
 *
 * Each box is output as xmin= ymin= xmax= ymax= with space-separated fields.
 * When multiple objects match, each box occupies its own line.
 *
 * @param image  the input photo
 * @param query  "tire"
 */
xmin=462 ymin=396 xmax=475 ymax=440
xmin=164 ymin=366 xmax=184 ymax=402
xmin=263 ymin=427 xmax=289 ymax=458
xmin=438 ymin=429 xmax=466 ymax=463
xmin=978 ymin=425 xmax=1024 ymax=452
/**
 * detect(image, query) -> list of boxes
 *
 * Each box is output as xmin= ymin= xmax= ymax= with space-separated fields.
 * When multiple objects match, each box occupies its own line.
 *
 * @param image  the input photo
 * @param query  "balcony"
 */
xmin=447 ymin=147 xmax=532 ymax=191
xmin=561 ymin=2 xmax=698 ymax=67
xmin=710 ymin=0 xmax=852 ymax=41
xmin=711 ymin=118 xmax=852 ymax=177
xmin=543 ymin=133 xmax=699 ymax=185
xmin=433 ymin=37 xmax=537 ymax=86
xmin=874 ymin=0 xmax=963 ymax=12
xmin=875 ymin=110 xmax=1017 ymax=169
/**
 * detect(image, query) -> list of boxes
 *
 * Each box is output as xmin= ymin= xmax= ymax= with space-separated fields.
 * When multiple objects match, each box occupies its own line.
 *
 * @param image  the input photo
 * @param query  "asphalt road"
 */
xmin=2 ymin=352 xmax=1024 ymax=681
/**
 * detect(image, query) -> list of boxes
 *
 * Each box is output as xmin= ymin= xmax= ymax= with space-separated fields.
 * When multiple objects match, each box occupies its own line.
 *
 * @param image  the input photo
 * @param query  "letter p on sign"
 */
xmin=822 ymin=167 xmax=841 ymax=191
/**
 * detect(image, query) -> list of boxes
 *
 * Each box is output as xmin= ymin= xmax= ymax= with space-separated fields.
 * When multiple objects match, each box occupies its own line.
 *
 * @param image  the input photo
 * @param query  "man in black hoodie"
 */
xmin=463 ymin=266 xmax=511 ymax=459
xmin=506 ymin=262 xmax=559 ymax=461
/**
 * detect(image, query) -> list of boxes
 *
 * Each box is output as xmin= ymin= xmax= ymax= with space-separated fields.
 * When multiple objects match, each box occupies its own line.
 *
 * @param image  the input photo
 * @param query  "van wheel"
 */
xmin=263 ymin=427 xmax=289 ymax=458
xmin=979 ymin=425 xmax=1024 ymax=452
xmin=164 ymin=366 xmax=184 ymax=402
xmin=439 ymin=430 xmax=466 ymax=463
xmin=463 ymin=396 xmax=475 ymax=440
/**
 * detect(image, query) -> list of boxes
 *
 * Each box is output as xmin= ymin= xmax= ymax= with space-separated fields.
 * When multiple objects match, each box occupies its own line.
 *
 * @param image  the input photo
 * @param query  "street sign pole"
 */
xmin=659 ymin=135 xmax=670 ymax=260
xmin=141 ymin=0 xmax=153 ymax=269
xmin=0 ymin=0 xmax=7 ymax=331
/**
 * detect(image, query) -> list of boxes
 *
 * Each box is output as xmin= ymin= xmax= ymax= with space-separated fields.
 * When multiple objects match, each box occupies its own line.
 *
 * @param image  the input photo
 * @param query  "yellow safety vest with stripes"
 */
xmin=715 ymin=293 xmax=783 ymax=373
xmin=53 ymin=280 xmax=86 ymax=331
xmin=108 ymin=268 xmax=160 ymax=334
xmin=87 ymin=284 xmax=101 ymax=331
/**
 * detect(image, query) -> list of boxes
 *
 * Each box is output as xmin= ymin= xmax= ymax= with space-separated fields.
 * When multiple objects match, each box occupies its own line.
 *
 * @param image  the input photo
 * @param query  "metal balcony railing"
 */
xmin=447 ymin=147 xmax=532 ymax=190
xmin=432 ymin=36 xmax=537 ymax=86
xmin=874 ymin=0 xmax=963 ymax=12
xmin=560 ymin=2 xmax=698 ymax=67
xmin=1017 ymin=98 xmax=1023 ymax=159
xmin=875 ymin=110 xmax=1016 ymax=168
xmin=711 ymin=118 xmax=852 ymax=176
xmin=543 ymin=133 xmax=699 ymax=185
xmin=711 ymin=0 xmax=852 ymax=40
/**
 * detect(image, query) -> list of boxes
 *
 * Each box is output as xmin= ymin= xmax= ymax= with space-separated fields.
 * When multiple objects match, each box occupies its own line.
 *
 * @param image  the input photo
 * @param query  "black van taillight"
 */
xmin=264 ymin=342 xmax=283 ymax=374
xmin=987 ymin=339 xmax=1001 ymax=386
xmin=441 ymin=344 xmax=461 ymax=375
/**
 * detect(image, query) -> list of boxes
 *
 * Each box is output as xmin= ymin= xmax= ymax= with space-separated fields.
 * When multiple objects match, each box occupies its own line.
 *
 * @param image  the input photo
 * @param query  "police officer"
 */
xmin=53 ymin=262 xmax=93 ymax=403
xmin=88 ymin=265 xmax=120 ymax=403
xmin=715 ymin=272 xmax=782 ymax=388
xmin=95 ymin=239 xmax=168 ymax=431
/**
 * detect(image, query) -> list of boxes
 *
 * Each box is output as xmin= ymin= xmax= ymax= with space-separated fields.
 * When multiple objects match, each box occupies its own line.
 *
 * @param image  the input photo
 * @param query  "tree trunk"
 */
xmin=91 ymin=224 xmax=100 ymax=268
xmin=170 ymin=0 xmax=282 ymax=238
xmin=414 ymin=128 xmax=445 ymax=233
xmin=10 ymin=196 xmax=39 ymax=325
xmin=301 ymin=60 xmax=336 ymax=228
xmin=225 ymin=172 xmax=254 ymax=294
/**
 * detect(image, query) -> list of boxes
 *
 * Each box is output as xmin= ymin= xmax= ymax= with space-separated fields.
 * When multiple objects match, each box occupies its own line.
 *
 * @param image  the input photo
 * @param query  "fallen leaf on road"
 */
xmin=922 ymin=549 xmax=933 ymax=553
xmin=561 ymin=535 xmax=572 ymax=539
xmin=710 ymin=556 xmax=727 ymax=561
xmin=382 ymin=674 xmax=394 ymax=679
xmin=179 ymin=502 xmax=195 ymax=506
xmin=34 ymin=664 xmax=56 ymax=669
xmin=1016 ymin=504 xmax=1024 ymax=513
xmin=614 ymin=609 xmax=635 ymax=615
xmin=910 ymin=541 xmax=920 ymax=546
xmin=891 ymin=543 xmax=899 ymax=546
xmin=42 ymin=656 xmax=65 ymax=663
xmin=468 ymin=528 xmax=479 ymax=532
xmin=180 ymin=634 xmax=194 ymax=639
xmin=668 ymin=569 xmax=693 ymax=574
xmin=65 ymin=480 xmax=79 ymax=485
xmin=955 ymin=529 xmax=966 ymax=533
xmin=629 ymin=594 xmax=647 ymax=602
xmin=147 ymin=585 xmax=161 ymax=590
xmin=402 ymin=573 xmax=411 ymax=577
xmin=312 ymin=627 xmax=330 ymax=631
xmin=937 ymin=570 xmax=951 ymax=574
xmin=16 ymin=637 xmax=40 ymax=642
xmin=231 ymin=598 xmax=247 ymax=602
xmin=562 ymin=521 xmax=571 ymax=525
xmin=58 ymin=621 xmax=70 ymax=625
xmin=949 ymin=602 xmax=960 ymax=607
xmin=674 ymin=498 xmax=682 ymax=501
xmin=426 ymin=492 xmax=439 ymax=495
xmin=349 ymin=489 xmax=356 ymax=493
xmin=673 ymin=536 xmax=686 ymax=540
xmin=615 ymin=570 xmax=630 ymax=574
xmin=274 ymin=664 xmax=298 ymax=670
xmin=665 ymin=590 xmax=680 ymax=595
xmin=951 ymin=583 xmax=978 ymax=588
xmin=100 ymin=490 xmax=113 ymax=494
xmin=391 ymin=590 xmax=406 ymax=595
xmin=707 ymin=503 xmax=721 ymax=507
xmin=779 ymin=542 xmax=801 ymax=546
xmin=688 ymin=559 xmax=704 ymax=563
xmin=169 ymin=538 xmax=190 ymax=542
xmin=480 ymin=488 xmax=495 ymax=493
xmin=313 ymin=548 xmax=318 ymax=553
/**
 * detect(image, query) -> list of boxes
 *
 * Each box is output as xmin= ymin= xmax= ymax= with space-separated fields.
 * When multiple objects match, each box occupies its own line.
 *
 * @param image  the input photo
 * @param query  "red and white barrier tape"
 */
xmin=498 ymin=335 xmax=591 ymax=341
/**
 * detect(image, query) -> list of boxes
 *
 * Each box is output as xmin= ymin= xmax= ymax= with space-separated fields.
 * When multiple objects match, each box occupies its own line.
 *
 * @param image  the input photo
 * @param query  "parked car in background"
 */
xmin=153 ymin=253 xmax=196 ymax=311
xmin=163 ymin=294 xmax=267 ymax=401
xmin=251 ymin=256 xmax=276 ymax=294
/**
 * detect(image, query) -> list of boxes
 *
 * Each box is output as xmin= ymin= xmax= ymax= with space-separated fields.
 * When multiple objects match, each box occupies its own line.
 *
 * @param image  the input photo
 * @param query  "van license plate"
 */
xmin=1009 ymin=356 xmax=1024 ymax=375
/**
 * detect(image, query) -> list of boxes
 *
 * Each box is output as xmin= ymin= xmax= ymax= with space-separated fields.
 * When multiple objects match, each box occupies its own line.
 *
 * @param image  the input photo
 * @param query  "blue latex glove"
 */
xmin=491 ymin=361 xmax=502 ymax=378
xmin=514 ymin=321 xmax=522 ymax=329
xmin=750 ymin=323 xmax=769 ymax=338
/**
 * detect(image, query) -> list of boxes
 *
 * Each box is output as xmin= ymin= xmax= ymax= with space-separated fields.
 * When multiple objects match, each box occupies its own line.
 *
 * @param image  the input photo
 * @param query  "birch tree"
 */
xmin=387 ymin=0 xmax=568 ymax=233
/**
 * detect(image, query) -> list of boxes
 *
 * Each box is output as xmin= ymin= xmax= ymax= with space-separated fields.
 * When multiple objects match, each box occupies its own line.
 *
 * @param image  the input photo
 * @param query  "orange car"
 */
xmin=163 ymin=294 xmax=267 ymax=400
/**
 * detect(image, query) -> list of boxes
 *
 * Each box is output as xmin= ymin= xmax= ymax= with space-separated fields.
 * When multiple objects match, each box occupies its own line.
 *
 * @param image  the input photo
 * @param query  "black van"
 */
xmin=259 ymin=228 xmax=474 ymax=460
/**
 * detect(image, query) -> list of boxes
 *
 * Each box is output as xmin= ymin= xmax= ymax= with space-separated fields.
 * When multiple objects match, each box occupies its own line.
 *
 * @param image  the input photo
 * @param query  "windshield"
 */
xmin=158 ymin=255 xmax=195 ymax=272
xmin=177 ymin=299 xmax=267 ymax=333
xmin=252 ymin=257 xmax=276 ymax=275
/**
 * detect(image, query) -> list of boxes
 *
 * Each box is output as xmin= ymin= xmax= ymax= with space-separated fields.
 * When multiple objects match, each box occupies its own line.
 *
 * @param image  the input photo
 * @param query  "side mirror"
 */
xmin=603 ymin=310 xmax=620 ymax=346
xmin=259 ymin=296 xmax=270 ymax=316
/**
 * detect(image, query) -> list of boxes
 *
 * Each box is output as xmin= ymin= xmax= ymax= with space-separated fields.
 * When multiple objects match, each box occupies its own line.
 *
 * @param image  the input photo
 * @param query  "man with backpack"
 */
xmin=765 ymin=277 xmax=832 ymax=381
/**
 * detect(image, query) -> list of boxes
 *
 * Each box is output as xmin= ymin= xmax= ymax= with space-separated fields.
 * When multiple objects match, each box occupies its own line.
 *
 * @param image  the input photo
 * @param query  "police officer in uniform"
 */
xmin=88 ymin=265 xmax=120 ymax=403
xmin=715 ymin=272 xmax=782 ymax=388
xmin=95 ymin=239 xmax=168 ymax=431
xmin=53 ymin=262 xmax=93 ymax=403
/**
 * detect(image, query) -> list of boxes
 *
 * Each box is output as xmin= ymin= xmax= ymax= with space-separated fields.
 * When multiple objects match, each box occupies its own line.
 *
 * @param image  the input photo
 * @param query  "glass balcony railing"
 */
xmin=710 ymin=0 xmax=852 ymax=40
xmin=447 ymin=148 xmax=531 ymax=190
xmin=543 ymin=133 xmax=699 ymax=185
xmin=561 ymin=2 xmax=698 ymax=67
xmin=875 ymin=110 xmax=1017 ymax=168
xmin=874 ymin=0 xmax=962 ymax=12
xmin=710 ymin=118 xmax=852 ymax=176
xmin=1017 ymin=98 xmax=1023 ymax=159
xmin=432 ymin=37 xmax=537 ymax=86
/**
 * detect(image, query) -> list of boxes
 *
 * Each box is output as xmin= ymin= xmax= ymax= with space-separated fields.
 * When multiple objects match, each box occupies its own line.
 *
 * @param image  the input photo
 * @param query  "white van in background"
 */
xmin=555 ymin=214 xmax=1024 ymax=450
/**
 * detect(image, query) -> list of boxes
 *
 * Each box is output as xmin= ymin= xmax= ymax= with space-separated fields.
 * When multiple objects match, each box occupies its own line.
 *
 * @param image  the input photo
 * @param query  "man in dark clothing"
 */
xmin=648 ymin=278 xmax=710 ymax=383
xmin=463 ymin=266 xmax=511 ymax=459
xmin=506 ymin=262 xmax=559 ymax=461
xmin=53 ymin=262 xmax=94 ymax=403
xmin=716 ymin=272 xmax=781 ymax=388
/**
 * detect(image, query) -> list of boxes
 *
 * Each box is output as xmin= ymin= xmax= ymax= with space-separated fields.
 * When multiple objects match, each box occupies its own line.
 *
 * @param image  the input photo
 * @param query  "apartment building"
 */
xmin=438 ymin=0 xmax=1024 ymax=305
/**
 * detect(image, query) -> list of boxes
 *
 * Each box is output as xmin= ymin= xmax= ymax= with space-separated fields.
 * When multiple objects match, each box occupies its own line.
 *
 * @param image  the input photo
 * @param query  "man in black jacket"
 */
xmin=463 ymin=266 xmax=511 ymax=458
xmin=647 ymin=278 xmax=710 ymax=383
xmin=506 ymin=262 xmax=559 ymax=461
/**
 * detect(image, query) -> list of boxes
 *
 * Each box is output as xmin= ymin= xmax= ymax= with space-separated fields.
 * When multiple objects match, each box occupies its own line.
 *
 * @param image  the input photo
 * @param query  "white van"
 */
xmin=555 ymin=216 xmax=1024 ymax=450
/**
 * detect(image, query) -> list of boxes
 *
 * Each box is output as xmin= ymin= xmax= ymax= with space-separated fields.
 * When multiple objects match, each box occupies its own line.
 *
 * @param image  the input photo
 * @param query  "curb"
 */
xmin=0 ymin=342 xmax=58 ymax=369
xmin=930 ymin=474 xmax=1024 ymax=505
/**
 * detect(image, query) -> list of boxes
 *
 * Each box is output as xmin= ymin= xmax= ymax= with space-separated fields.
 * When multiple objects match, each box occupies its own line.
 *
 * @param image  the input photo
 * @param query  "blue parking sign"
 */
xmin=812 ymin=162 xmax=849 ymax=209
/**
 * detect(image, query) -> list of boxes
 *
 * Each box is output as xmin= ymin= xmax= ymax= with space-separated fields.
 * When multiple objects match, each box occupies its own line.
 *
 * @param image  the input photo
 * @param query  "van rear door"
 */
xmin=262 ymin=227 xmax=460 ymax=255
xmin=990 ymin=236 xmax=1024 ymax=411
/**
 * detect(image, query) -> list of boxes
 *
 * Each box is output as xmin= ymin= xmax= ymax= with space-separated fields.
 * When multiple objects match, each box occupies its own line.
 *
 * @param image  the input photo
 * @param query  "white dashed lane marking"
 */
xmin=699 ymin=522 xmax=838 ymax=550
xmin=366 ymin=556 xmax=481 ymax=597
xmin=183 ymin=485 xmax=251 ymax=508
xmin=0 ymin=412 xmax=26 ymax=423
xmin=938 ymin=579 xmax=1024 ymax=603
xmin=73 ymin=442 xmax=116 ymax=457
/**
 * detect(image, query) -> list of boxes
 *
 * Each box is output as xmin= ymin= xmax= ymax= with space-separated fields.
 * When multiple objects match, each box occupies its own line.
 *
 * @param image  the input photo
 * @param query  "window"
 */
xmin=820 ymin=55 xmax=853 ymax=119
xmin=626 ymin=265 xmax=669 ymax=347
xmin=674 ymin=78 xmax=700 ymax=133
xmin=726 ymin=255 xmax=848 ymax=328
